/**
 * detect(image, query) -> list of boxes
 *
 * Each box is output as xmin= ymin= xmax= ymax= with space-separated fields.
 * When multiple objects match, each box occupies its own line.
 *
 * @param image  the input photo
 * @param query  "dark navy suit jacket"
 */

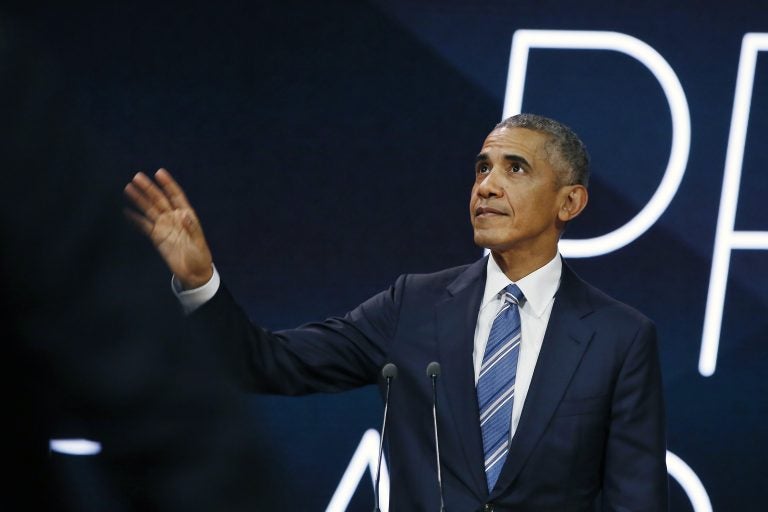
xmin=190 ymin=257 xmax=668 ymax=511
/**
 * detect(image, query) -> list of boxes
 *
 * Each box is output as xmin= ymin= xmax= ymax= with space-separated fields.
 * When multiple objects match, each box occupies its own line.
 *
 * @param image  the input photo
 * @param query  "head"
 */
xmin=470 ymin=113 xmax=590 ymax=259
xmin=494 ymin=114 xmax=590 ymax=188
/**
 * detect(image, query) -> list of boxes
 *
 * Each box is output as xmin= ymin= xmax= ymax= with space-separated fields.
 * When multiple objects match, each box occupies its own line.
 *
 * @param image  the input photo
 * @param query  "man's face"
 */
xmin=470 ymin=127 xmax=570 ymax=255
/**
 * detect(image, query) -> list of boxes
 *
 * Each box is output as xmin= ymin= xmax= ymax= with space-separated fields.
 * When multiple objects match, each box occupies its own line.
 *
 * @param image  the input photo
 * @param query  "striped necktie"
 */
xmin=477 ymin=283 xmax=524 ymax=493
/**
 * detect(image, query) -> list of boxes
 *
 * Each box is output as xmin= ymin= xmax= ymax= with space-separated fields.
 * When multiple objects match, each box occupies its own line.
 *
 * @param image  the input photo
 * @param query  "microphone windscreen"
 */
xmin=382 ymin=363 xmax=398 ymax=379
xmin=426 ymin=361 xmax=441 ymax=377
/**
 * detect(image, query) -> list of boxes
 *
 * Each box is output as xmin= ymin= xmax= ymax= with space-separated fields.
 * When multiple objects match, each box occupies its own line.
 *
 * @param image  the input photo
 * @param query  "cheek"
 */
xmin=469 ymin=185 xmax=480 ymax=206
xmin=501 ymin=187 xmax=520 ymax=211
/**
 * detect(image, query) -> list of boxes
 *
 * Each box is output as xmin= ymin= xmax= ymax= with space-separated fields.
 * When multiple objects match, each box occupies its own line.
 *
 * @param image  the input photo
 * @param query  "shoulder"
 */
xmin=561 ymin=262 xmax=655 ymax=332
xmin=353 ymin=260 xmax=480 ymax=314
xmin=560 ymin=264 xmax=661 ymax=380
xmin=402 ymin=263 xmax=475 ymax=287
xmin=394 ymin=257 xmax=486 ymax=298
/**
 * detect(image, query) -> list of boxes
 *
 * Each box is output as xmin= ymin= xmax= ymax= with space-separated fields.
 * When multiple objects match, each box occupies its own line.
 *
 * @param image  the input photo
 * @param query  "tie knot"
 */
xmin=503 ymin=283 xmax=525 ymax=305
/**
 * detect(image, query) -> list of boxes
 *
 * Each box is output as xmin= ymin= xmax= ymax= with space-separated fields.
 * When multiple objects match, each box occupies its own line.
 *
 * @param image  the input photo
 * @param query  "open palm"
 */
xmin=124 ymin=169 xmax=213 ymax=289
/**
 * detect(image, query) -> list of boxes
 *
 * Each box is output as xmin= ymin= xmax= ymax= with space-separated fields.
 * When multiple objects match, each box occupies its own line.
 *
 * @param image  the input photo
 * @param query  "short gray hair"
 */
xmin=495 ymin=113 xmax=590 ymax=187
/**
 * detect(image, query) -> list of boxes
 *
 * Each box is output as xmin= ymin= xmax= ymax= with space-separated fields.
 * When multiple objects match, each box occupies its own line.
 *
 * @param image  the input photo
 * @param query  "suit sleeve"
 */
xmin=601 ymin=319 xmax=669 ymax=512
xmin=186 ymin=275 xmax=406 ymax=395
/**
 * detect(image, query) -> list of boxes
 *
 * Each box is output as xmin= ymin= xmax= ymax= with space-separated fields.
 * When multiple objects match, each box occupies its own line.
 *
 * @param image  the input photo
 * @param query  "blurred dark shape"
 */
xmin=0 ymin=2 xmax=280 ymax=510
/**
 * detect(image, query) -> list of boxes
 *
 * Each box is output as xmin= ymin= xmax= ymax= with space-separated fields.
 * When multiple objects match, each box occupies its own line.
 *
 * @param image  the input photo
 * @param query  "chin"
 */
xmin=473 ymin=232 xmax=498 ymax=251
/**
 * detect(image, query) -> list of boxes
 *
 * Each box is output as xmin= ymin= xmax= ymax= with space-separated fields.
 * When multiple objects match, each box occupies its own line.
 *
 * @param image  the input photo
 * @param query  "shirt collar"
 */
xmin=482 ymin=252 xmax=562 ymax=318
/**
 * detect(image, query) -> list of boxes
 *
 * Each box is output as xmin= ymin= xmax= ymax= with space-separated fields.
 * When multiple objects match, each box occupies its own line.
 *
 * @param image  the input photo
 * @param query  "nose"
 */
xmin=475 ymin=167 xmax=504 ymax=198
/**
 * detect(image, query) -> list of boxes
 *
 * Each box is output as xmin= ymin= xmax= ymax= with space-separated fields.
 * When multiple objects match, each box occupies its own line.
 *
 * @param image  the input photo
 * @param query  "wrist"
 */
xmin=178 ymin=266 xmax=214 ymax=290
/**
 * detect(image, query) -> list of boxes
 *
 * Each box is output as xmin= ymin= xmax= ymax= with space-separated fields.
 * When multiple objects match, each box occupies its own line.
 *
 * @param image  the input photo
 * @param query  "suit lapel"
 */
xmin=435 ymin=256 xmax=488 ymax=498
xmin=490 ymin=262 xmax=596 ymax=498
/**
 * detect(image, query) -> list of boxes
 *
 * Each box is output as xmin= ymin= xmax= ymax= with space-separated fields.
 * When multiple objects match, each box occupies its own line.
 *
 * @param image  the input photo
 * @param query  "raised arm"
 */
xmin=124 ymin=169 xmax=213 ymax=289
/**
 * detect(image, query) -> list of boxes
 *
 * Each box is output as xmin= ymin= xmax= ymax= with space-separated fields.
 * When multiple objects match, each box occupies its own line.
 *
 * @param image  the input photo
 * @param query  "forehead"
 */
xmin=479 ymin=127 xmax=551 ymax=161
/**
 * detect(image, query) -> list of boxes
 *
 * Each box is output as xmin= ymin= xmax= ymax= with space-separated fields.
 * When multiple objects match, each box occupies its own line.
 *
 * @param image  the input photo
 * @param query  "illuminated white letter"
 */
xmin=667 ymin=451 xmax=713 ymax=512
xmin=326 ymin=429 xmax=389 ymax=512
xmin=503 ymin=30 xmax=691 ymax=258
xmin=700 ymin=33 xmax=768 ymax=377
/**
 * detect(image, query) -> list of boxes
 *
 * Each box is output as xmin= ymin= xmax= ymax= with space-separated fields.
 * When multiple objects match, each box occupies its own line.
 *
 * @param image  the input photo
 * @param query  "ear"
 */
xmin=557 ymin=185 xmax=588 ymax=223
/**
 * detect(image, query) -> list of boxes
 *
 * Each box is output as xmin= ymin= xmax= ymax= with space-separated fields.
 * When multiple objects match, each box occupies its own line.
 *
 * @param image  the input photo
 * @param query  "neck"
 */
xmin=490 ymin=246 xmax=558 ymax=282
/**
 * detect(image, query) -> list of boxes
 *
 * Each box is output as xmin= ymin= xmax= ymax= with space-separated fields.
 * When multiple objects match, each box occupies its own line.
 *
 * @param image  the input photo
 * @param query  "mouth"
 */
xmin=474 ymin=206 xmax=507 ymax=218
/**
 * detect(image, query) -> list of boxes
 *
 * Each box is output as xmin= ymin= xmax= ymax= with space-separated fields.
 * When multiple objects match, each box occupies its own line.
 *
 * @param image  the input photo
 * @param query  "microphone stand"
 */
xmin=374 ymin=363 xmax=397 ymax=512
xmin=427 ymin=362 xmax=446 ymax=512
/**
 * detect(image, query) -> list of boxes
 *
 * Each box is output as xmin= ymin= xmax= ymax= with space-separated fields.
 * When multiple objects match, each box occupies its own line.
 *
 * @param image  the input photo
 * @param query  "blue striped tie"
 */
xmin=477 ymin=283 xmax=524 ymax=493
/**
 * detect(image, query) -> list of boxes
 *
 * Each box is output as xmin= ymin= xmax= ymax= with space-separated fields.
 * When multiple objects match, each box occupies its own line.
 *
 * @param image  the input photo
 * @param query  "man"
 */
xmin=125 ymin=114 xmax=668 ymax=511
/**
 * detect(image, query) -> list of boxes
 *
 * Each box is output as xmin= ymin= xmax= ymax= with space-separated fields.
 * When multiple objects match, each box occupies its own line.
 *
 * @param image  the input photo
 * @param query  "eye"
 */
xmin=509 ymin=162 xmax=523 ymax=174
xmin=476 ymin=163 xmax=491 ymax=175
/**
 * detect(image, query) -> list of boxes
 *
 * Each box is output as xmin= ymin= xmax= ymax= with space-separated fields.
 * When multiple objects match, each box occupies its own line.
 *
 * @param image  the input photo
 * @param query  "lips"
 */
xmin=475 ymin=206 xmax=507 ymax=217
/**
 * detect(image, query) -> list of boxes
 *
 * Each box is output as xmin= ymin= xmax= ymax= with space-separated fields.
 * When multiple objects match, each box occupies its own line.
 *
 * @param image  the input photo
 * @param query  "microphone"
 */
xmin=374 ymin=363 xmax=398 ymax=512
xmin=426 ymin=362 xmax=446 ymax=512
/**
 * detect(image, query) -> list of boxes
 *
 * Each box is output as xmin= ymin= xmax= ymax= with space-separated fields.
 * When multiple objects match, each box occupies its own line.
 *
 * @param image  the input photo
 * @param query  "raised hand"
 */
xmin=124 ymin=169 xmax=214 ymax=289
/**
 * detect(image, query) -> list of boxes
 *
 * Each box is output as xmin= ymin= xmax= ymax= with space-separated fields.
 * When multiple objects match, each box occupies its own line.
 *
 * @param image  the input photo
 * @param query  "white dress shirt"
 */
xmin=172 ymin=266 xmax=220 ymax=315
xmin=472 ymin=253 xmax=562 ymax=439
xmin=174 ymin=254 xmax=563 ymax=440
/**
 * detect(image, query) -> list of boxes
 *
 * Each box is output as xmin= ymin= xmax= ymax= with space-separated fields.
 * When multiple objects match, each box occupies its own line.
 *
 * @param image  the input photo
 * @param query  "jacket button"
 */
xmin=483 ymin=504 xmax=494 ymax=512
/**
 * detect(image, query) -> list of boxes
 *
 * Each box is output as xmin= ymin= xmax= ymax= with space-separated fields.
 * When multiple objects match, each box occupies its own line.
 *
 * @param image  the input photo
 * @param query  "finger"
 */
xmin=123 ymin=208 xmax=154 ymax=237
xmin=131 ymin=171 xmax=173 ymax=214
xmin=155 ymin=168 xmax=192 ymax=210
xmin=124 ymin=182 xmax=162 ymax=221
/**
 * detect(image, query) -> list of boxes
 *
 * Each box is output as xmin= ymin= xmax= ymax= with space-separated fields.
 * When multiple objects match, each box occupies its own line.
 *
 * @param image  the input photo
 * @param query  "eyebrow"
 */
xmin=475 ymin=153 xmax=532 ymax=168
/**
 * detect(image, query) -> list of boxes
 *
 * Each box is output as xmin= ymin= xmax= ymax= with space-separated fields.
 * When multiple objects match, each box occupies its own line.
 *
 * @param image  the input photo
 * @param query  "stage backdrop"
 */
xmin=2 ymin=0 xmax=766 ymax=510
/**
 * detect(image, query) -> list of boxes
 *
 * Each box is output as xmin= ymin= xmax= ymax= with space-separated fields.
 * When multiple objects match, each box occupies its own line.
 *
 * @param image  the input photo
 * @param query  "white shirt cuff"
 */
xmin=171 ymin=264 xmax=221 ymax=315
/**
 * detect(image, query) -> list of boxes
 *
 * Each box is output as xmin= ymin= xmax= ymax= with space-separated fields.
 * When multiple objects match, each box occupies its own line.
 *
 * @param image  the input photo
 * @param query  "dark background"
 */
xmin=2 ymin=0 xmax=766 ymax=510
